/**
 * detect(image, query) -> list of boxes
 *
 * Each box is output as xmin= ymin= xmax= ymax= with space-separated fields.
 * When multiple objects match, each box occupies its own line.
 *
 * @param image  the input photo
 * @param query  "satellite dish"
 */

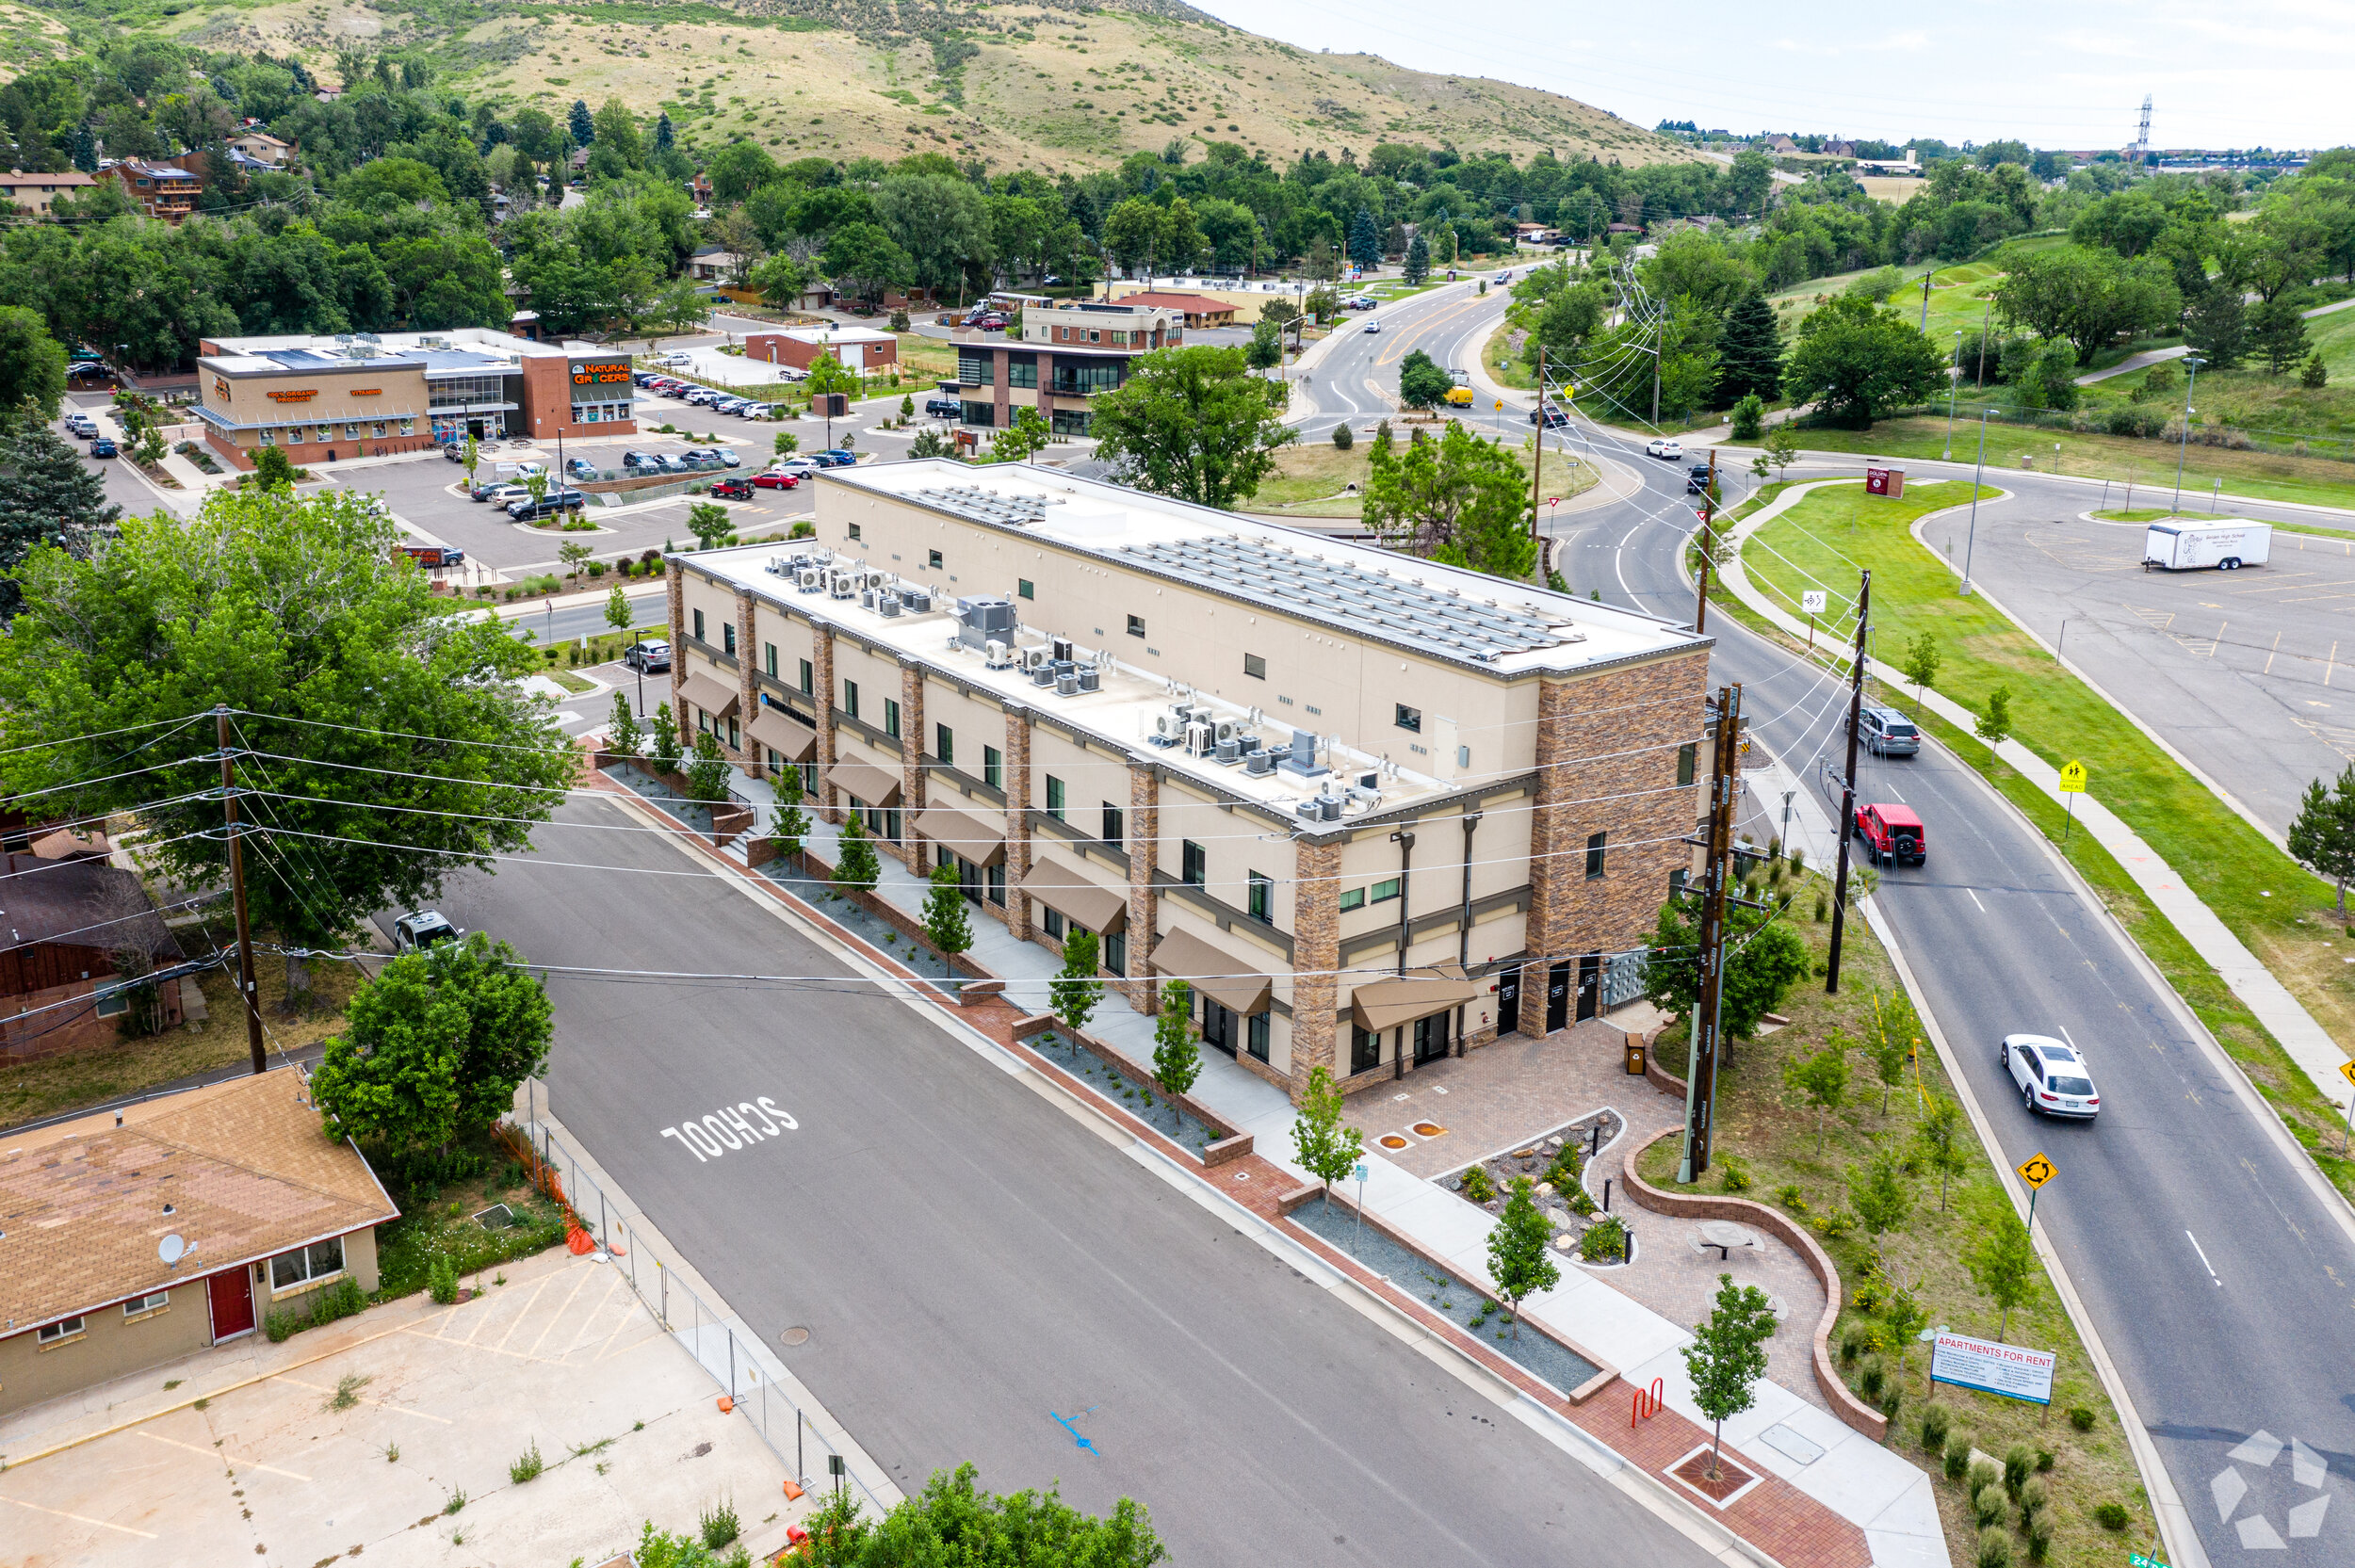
xmin=158 ymin=1234 xmax=186 ymax=1267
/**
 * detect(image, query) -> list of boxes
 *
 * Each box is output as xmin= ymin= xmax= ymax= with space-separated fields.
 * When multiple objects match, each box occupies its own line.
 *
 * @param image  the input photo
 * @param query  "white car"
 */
xmin=659 ymin=351 xmax=694 ymax=366
xmin=1362 ymin=319 xmax=1380 ymax=334
xmin=1645 ymin=438 xmax=1684 ymax=460
xmin=2000 ymin=1034 xmax=2101 ymax=1120
xmin=392 ymin=910 xmax=462 ymax=953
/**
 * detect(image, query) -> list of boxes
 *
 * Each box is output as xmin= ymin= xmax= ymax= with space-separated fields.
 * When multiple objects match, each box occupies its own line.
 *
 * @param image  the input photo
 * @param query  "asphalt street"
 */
xmin=427 ymin=798 xmax=1720 ymax=1568
xmin=1558 ymin=417 xmax=2355 ymax=1567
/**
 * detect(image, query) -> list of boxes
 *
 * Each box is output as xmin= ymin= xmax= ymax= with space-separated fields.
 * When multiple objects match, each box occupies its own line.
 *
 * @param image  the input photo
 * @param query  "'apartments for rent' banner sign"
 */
xmin=1930 ymin=1331 xmax=2056 ymax=1405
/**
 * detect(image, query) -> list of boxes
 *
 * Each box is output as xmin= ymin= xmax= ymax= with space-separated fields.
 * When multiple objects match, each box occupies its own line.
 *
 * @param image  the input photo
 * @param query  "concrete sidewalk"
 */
xmin=1721 ymin=479 xmax=2353 ymax=1110
xmin=686 ymin=768 xmax=1945 ymax=1568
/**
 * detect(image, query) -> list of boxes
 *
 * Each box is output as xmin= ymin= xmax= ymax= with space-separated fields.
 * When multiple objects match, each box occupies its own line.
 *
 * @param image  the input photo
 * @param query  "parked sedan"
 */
xmin=736 ymin=402 xmax=776 ymax=419
xmin=474 ymin=481 xmax=531 ymax=506
xmin=622 ymin=450 xmax=672 ymax=469
xmin=682 ymin=388 xmax=723 ymax=406
xmin=712 ymin=397 xmax=752 ymax=415
xmin=505 ymin=488 xmax=588 ymax=519
xmin=685 ymin=447 xmax=740 ymax=468
xmin=924 ymin=396 xmax=963 ymax=418
xmin=89 ymin=436 xmax=117 ymax=457
xmin=2000 ymin=1034 xmax=2101 ymax=1119
xmin=751 ymin=469 xmax=801 ymax=490
xmin=710 ymin=477 xmax=755 ymax=500
xmin=623 ymin=639 xmax=672 ymax=673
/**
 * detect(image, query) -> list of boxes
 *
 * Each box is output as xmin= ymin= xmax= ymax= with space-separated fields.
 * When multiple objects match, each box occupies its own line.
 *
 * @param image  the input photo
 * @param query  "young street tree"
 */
xmin=0 ymin=488 xmax=573 ymax=1010
xmin=1050 ymin=928 xmax=1102 ymax=1036
xmin=2289 ymin=765 xmax=2355 ymax=914
xmin=1845 ymin=1145 xmax=1913 ymax=1261
xmin=1900 ymin=632 xmax=1941 ymax=716
xmin=649 ymin=700 xmax=683 ymax=771
xmin=1643 ymin=895 xmax=1812 ymax=1039
xmin=1865 ymin=986 xmax=1918 ymax=1115
xmin=684 ymin=730 xmax=733 ymax=802
xmin=1964 ymin=1194 xmax=2040 ymax=1339
xmin=1397 ymin=348 xmax=1454 ymax=411
xmin=687 ymin=500 xmax=734 ymax=550
xmin=771 ymin=760 xmax=809 ymax=859
xmin=1974 ymin=685 xmax=2014 ymax=747
xmin=1783 ymin=1033 xmax=1853 ymax=1151
xmin=1151 ymin=979 xmax=1200 ymax=1133
xmin=1291 ymin=1064 xmax=1365 ymax=1204
xmin=991 ymin=404 xmax=1051 ymax=464
xmin=605 ymin=581 xmax=633 ymax=636
xmin=833 ymin=812 xmax=881 ymax=893
xmin=1087 ymin=345 xmax=1296 ymax=511
xmin=1912 ymin=1091 xmax=1973 ymax=1209
xmin=311 ymin=933 xmax=553 ymax=1156
xmin=922 ymin=860 xmax=974 ymax=982
xmin=606 ymin=691 xmax=643 ymax=756
xmin=1486 ymin=1177 xmax=1561 ymax=1340
xmin=1683 ymin=1273 xmax=1778 ymax=1480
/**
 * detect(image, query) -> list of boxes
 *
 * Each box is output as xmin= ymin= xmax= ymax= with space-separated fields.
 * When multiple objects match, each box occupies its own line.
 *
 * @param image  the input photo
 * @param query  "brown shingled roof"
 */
xmin=2 ymin=852 xmax=183 ymax=965
xmin=0 ymin=1068 xmax=398 ymax=1335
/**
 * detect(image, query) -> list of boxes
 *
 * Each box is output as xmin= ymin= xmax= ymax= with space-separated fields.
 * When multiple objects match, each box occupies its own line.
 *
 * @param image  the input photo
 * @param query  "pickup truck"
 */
xmin=1854 ymin=801 xmax=1926 ymax=866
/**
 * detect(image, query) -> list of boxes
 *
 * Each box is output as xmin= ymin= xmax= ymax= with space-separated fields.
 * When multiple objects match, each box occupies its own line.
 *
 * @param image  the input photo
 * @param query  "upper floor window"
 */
xmin=1394 ymin=703 xmax=1421 ymax=734
xmin=1181 ymin=840 xmax=1206 ymax=886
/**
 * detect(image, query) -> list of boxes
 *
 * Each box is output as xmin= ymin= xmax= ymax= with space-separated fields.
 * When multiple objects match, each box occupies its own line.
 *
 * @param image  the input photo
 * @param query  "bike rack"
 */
xmin=1631 ymin=1376 xmax=1665 ymax=1426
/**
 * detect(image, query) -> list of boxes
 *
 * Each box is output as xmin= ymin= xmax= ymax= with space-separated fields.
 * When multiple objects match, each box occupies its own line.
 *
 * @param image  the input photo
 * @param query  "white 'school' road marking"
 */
xmin=662 ymin=1096 xmax=799 ymax=1161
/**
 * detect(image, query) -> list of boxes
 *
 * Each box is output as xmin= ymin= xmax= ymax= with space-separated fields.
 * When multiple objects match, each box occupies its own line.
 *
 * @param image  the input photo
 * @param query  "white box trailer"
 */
xmin=2143 ymin=520 xmax=2271 ymax=572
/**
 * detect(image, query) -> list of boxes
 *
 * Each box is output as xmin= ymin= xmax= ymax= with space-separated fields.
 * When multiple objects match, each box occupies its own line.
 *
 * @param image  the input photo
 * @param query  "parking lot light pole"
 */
xmin=1960 ymin=410 xmax=1991 ymax=595
xmin=2172 ymin=355 xmax=2205 ymax=514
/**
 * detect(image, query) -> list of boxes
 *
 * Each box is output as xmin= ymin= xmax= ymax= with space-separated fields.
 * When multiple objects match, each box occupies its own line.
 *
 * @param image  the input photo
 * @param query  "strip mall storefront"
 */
xmin=196 ymin=361 xmax=437 ymax=471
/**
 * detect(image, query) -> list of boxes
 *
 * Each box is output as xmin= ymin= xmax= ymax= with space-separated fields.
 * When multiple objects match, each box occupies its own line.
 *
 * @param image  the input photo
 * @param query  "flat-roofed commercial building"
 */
xmin=950 ymin=300 xmax=1184 ymax=439
xmin=664 ymin=461 xmax=1709 ymax=1102
xmin=192 ymin=328 xmax=637 ymax=469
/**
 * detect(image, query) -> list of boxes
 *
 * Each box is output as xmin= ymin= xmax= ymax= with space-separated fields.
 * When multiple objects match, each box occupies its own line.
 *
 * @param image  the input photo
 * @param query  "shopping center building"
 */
xmin=663 ymin=461 xmax=1712 ymax=1103
xmin=192 ymin=328 xmax=637 ymax=470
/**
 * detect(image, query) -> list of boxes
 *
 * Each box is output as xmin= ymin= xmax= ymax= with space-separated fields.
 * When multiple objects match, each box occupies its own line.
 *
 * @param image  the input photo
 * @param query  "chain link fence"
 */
xmin=512 ymin=1115 xmax=890 ymax=1514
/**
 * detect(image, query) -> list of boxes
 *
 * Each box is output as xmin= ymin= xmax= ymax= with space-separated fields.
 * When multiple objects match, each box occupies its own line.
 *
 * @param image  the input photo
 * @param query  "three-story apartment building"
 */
xmin=664 ymin=461 xmax=1710 ymax=1102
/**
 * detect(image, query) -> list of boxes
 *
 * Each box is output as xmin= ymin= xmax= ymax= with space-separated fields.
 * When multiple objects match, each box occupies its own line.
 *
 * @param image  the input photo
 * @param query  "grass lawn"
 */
xmin=1734 ymin=480 xmax=2355 ymax=1199
xmin=1247 ymin=427 xmax=1598 ymax=517
xmin=2075 ymin=355 xmax=2355 ymax=449
xmin=1785 ymin=416 xmax=2355 ymax=509
xmin=0 ymin=936 xmax=365 ymax=1131
xmin=369 ymin=1125 xmax=572 ymax=1304
xmin=1636 ymin=856 xmax=2152 ymax=1568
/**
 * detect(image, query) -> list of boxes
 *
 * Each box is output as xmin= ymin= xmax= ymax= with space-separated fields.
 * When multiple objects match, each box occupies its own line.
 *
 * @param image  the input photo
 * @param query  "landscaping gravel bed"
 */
xmin=1028 ymin=1027 xmax=1224 ymax=1158
xmin=606 ymin=759 xmax=719 ymax=834
xmin=753 ymin=858 xmax=960 ymax=982
xmin=1291 ymin=1194 xmax=1603 ymax=1396
xmin=1439 ymin=1109 xmax=1624 ymax=1243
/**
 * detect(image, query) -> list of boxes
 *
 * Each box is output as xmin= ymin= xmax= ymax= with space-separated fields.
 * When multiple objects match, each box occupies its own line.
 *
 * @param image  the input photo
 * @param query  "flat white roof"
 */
xmin=816 ymin=460 xmax=1704 ymax=677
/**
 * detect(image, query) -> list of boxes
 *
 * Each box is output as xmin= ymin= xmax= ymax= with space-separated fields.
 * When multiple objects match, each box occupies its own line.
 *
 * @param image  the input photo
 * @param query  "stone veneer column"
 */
xmin=896 ymin=659 xmax=928 ymax=873
xmin=1123 ymin=759 xmax=1160 ymax=1013
xmin=664 ymin=560 xmax=689 ymax=747
xmin=811 ymin=621 xmax=840 ymax=824
xmin=1003 ymin=704 xmax=1034 ymax=941
xmin=1519 ymin=677 xmax=1576 ymax=1038
xmin=1289 ymin=835 xmax=1342 ymax=1104
xmin=734 ymin=587 xmax=760 ymax=774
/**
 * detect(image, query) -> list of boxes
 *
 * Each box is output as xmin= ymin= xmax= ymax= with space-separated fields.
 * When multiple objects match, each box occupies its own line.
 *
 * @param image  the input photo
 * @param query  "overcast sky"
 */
xmin=1189 ymin=0 xmax=2347 ymax=152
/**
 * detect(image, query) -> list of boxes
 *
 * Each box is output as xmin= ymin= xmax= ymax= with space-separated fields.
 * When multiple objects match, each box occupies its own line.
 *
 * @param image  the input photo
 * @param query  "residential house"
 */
xmin=96 ymin=159 xmax=200 ymax=223
xmin=229 ymin=129 xmax=293 ymax=166
xmin=0 ymin=1068 xmax=400 ymax=1416
xmin=0 ymin=850 xmax=187 ymax=1060
xmin=947 ymin=299 xmax=1184 ymax=438
xmin=0 ymin=170 xmax=96 ymax=218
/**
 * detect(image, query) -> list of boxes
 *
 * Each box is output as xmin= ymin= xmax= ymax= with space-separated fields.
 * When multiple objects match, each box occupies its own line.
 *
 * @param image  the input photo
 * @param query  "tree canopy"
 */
xmin=1086 ymin=345 xmax=1295 ymax=510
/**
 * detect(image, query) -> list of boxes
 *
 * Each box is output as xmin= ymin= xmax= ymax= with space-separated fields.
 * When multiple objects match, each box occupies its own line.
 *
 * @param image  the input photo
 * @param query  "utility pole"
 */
xmin=1679 ymin=682 xmax=1742 ymax=1184
xmin=1693 ymin=448 xmax=1719 ymax=634
xmin=1826 ymin=573 xmax=1871 ymax=994
xmin=1530 ymin=346 xmax=1546 ymax=552
xmin=1974 ymin=299 xmax=1993 ymax=392
xmin=1918 ymin=267 xmax=1934 ymax=333
xmin=215 ymin=705 xmax=267 ymax=1075
xmin=1649 ymin=343 xmax=1661 ymax=427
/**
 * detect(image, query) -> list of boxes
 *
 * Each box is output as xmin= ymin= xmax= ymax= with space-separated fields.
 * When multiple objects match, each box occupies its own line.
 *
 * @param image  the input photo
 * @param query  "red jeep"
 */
xmin=1855 ymin=802 xmax=1925 ymax=866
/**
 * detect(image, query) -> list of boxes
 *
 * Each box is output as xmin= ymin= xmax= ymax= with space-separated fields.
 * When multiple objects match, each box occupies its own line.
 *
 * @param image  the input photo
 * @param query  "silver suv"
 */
xmin=1854 ymin=705 xmax=1921 ymax=757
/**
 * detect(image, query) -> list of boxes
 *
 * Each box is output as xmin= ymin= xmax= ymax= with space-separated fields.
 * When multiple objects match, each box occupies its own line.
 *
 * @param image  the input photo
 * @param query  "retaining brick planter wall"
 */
xmin=1618 ymin=1125 xmax=1888 ymax=1443
xmin=771 ymin=844 xmax=1004 ymax=1006
xmin=1009 ymin=1012 xmax=1252 ymax=1166
xmin=1275 ymin=1182 xmax=1619 ymax=1404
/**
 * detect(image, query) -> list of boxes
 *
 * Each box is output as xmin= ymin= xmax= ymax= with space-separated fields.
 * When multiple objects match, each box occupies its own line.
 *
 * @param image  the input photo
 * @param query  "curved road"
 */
xmin=1553 ymin=414 xmax=2355 ymax=1568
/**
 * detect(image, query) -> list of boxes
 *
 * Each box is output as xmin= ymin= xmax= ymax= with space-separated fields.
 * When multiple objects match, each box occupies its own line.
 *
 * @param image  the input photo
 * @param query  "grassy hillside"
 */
xmin=79 ymin=0 xmax=1699 ymax=174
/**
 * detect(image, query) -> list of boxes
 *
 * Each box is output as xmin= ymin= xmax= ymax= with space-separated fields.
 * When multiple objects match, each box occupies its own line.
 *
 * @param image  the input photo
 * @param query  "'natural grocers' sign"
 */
xmin=571 ymin=361 xmax=631 ymax=386
xmin=1930 ymin=1330 xmax=2056 ymax=1404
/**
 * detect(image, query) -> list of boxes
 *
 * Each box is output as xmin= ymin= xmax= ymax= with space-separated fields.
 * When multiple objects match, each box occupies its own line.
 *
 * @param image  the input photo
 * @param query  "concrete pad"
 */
xmin=0 ymin=1247 xmax=813 ymax=1568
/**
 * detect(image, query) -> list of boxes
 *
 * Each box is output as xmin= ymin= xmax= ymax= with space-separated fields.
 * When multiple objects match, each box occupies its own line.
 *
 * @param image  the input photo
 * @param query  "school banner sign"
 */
xmin=1929 ymin=1331 xmax=2056 ymax=1405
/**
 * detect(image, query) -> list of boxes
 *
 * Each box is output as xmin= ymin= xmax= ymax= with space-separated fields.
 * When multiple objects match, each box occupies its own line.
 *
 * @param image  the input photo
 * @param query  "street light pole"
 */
xmin=2172 ymin=355 xmax=2205 ymax=514
xmin=1960 ymin=411 xmax=1991 ymax=595
xmin=1943 ymin=329 xmax=1962 ymax=461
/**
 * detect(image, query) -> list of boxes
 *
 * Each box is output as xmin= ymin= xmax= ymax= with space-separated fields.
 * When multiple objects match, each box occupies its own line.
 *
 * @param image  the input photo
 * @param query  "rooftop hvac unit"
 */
xmin=1184 ymin=721 xmax=1215 ymax=758
xmin=1215 ymin=736 xmax=1241 ymax=765
xmin=1018 ymin=645 xmax=1049 ymax=673
xmin=1031 ymin=663 xmax=1056 ymax=687
xmin=1321 ymin=794 xmax=1345 ymax=821
xmin=828 ymin=569 xmax=857 ymax=599
xmin=1050 ymin=636 xmax=1074 ymax=664
xmin=859 ymin=589 xmax=877 ymax=610
xmin=1078 ymin=667 xmax=1101 ymax=693
xmin=1150 ymin=711 xmax=1184 ymax=746
xmin=983 ymin=639 xmax=1014 ymax=670
xmin=1055 ymin=671 xmax=1080 ymax=697
xmin=879 ymin=593 xmax=901 ymax=618
xmin=1213 ymin=719 xmax=1240 ymax=745
xmin=901 ymin=588 xmax=933 ymax=613
xmin=1277 ymin=727 xmax=1327 ymax=779
xmin=797 ymin=568 xmax=823 ymax=593
xmin=1243 ymin=749 xmax=1275 ymax=777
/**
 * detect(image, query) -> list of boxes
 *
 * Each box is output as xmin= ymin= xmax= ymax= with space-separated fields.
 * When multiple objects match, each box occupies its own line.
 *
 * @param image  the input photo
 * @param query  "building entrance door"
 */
xmin=1497 ymin=968 xmax=1519 ymax=1035
xmin=1413 ymin=1011 xmax=1450 ymax=1064
xmin=207 ymin=1266 xmax=254 ymax=1343
xmin=1577 ymin=952 xmax=1601 ymax=1022
xmin=1546 ymin=960 xmax=1571 ymax=1033
xmin=1200 ymin=998 xmax=1239 ymax=1058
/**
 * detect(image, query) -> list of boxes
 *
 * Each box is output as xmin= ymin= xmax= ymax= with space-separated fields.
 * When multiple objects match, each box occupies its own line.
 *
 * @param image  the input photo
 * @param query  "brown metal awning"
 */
xmin=678 ymin=669 xmax=740 ymax=721
xmin=914 ymin=800 xmax=1005 ymax=866
xmin=1350 ymin=969 xmax=1479 ymax=1033
xmin=1149 ymin=927 xmax=1272 ymax=1016
xmin=747 ymin=704 xmax=816 ymax=764
xmin=1020 ymin=850 xmax=1128 ymax=933
xmin=826 ymin=752 xmax=902 ymax=808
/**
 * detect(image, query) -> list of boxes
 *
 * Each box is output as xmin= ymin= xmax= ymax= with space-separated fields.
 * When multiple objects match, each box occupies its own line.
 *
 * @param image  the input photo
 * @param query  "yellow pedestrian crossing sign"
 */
xmin=2016 ymin=1152 xmax=2057 ymax=1190
xmin=2058 ymin=761 xmax=2087 ymax=794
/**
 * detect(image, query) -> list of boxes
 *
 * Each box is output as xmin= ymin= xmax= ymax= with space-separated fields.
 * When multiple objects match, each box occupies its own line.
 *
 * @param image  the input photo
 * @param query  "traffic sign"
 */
xmin=2127 ymin=1554 xmax=2169 ymax=1568
xmin=1801 ymin=590 xmax=1827 ymax=614
xmin=1548 ymin=496 xmax=1560 ymax=508
xmin=1494 ymin=398 xmax=1504 ymax=411
xmin=2059 ymin=761 xmax=2087 ymax=794
xmin=2340 ymin=1060 xmax=2355 ymax=1090
xmin=2017 ymin=1152 xmax=2057 ymax=1190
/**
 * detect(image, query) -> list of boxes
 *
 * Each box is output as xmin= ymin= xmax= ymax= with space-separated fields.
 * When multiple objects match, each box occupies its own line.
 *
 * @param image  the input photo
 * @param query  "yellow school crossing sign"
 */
xmin=2058 ymin=761 xmax=2087 ymax=794
xmin=2016 ymin=1152 xmax=2056 ymax=1190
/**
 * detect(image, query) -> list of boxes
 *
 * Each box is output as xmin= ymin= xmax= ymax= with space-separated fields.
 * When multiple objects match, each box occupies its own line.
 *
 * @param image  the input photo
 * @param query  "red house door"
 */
xmin=207 ymin=1266 xmax=254 ymax=1343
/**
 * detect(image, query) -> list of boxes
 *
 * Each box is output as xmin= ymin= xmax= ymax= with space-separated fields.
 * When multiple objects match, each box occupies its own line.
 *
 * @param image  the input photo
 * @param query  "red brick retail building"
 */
xmin=664 ymin=461 xmax=1711 ymax=1103
xmin=193 ymin=329 xmax=636 ymax=471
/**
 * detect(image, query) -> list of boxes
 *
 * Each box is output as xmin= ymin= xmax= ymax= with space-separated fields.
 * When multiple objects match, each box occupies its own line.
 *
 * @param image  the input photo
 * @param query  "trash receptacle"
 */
xmin=1624 ymin=1036 xmax=1646 ymax=1076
